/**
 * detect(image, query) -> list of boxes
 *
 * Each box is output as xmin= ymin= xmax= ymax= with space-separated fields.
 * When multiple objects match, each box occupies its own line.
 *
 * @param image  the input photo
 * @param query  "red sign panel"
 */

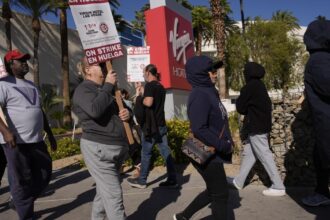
xmin=145 ymin=6 xmax=194 ymax=90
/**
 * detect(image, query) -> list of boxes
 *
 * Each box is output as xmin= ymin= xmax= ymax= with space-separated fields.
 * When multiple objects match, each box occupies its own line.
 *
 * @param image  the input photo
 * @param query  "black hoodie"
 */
xmin=304 ymin=19 xmax=330 ymax=98
xmin=236 ymin=62 xmax=272 ymax=134
xmin=185 ymin=56 xmax=232 ymax=163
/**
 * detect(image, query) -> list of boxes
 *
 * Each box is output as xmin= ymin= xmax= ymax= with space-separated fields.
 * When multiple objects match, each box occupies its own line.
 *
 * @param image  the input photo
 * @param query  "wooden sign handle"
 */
xmin=106 ymin=61 xmax=135 ymax=145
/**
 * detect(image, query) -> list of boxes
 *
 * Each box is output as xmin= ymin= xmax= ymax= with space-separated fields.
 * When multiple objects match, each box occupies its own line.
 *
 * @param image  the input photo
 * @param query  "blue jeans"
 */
xmin=139 ymin=126 xmax=176 ymax=184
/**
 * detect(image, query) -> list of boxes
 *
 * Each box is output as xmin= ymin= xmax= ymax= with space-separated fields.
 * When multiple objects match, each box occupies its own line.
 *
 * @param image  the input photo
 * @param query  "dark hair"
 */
xmin=145 ymin=64 xmax=160 ymax=81
xmin=120 ymin=88 xmax=129 ymax=99
xmin=3 ymin=57 xmax=13 ymax=75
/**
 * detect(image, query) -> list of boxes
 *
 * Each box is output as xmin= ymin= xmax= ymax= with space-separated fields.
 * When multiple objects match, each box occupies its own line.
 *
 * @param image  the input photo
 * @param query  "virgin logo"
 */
xmin=169 ymin=18 xmax=192 ymax=64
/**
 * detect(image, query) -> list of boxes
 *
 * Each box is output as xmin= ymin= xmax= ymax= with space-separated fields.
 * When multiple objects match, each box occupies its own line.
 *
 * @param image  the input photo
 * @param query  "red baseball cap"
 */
xmin=4 ymin=49 xmax=31 ymax=62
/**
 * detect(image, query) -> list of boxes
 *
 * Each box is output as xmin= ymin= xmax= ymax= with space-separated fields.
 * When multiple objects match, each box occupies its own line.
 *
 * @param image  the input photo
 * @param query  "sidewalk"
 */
xmin=0 ymin=163 xmax=329 ymax=220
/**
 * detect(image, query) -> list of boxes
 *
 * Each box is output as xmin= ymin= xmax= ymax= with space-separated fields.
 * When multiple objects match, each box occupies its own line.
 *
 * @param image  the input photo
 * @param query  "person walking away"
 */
xmin=301 ymin=19 xmax=330 ymax=207
xmin=174 ymin=55 xmax=233 ymax=220
xmin=127 ymin=64 xmax=177 ymax=189
xmin=73 ymin=57 xmax=130 ymax=220
xmin=228 ymin=62 xmax=286 ymax=196
xmin=0 ymin=49 xmax=57 ymax=220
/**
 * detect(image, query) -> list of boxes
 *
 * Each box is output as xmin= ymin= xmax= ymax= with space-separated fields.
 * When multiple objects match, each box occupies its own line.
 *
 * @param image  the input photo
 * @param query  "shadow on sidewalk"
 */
xmin=128 ymin=163 xmax=190 ymax=220
xmin=40 ymin=164 xmax=90 ymax=198
xmin=35 ymin=188 xmax=95 ymax=220
xmin=286 ymin=188 xmax=330 ymax=220
xmin=199 ymin=189 xmax=241 ymax=220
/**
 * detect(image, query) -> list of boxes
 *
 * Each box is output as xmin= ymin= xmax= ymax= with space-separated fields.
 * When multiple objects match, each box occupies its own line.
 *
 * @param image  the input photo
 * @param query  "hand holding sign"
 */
xmin=105 ymin=70 xmax=117 ymax=85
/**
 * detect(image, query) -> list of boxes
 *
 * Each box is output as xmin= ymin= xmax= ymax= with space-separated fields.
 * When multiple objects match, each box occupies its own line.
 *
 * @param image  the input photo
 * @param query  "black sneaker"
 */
xmin=127 ymin=177 xmax=147 ymax=189
xmin=7 ymin=196 xmax=15 ymax=210
xmin=159 ymin=179 xmax=178 ymax=188
xmin=173 ymin=213 xmax=189 ymax=220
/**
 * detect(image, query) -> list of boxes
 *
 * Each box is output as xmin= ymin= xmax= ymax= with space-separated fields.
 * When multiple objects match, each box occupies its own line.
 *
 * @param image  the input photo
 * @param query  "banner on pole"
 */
xmin=69 ymin=0 xmax=123 ymax=64
xmin=126 ymin=46 xmax=150 ymax=82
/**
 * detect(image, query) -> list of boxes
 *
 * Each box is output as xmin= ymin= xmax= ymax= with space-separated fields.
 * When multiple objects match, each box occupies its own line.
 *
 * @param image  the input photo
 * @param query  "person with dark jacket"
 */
xmin=301 ymin=20 xmax=330 ymax=207
xmin=228 ymin=62 xmax=286 ymax=196
xmin=174 ymin=56 xmax=233 ymax=220
xmin=73 ymin=57 xmax=130 ymax=220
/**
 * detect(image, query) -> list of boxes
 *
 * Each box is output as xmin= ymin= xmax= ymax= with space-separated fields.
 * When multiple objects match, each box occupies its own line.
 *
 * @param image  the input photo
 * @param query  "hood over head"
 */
xmin=244 ymin=62 xmax=265 ymax=82
xmin=304 ymin=19 xmax=330 ymax=53
xmin=185 ymin=55 xmax=223 ymax=87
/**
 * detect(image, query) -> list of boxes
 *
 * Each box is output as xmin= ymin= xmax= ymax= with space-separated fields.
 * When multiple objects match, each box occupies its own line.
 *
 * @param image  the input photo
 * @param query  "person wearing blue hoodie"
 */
xmin=228 ymin=62 xmax=286 ymax=197
xmin=174 ymin=56 xmax=233 ymax=220
xmin=301 ymin=19 xmax=330 ymax=207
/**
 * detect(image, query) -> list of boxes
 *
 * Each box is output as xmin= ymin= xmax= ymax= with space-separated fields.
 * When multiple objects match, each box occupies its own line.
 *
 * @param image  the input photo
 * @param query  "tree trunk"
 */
xmin=240 ymin=0 xmax=245 ymax=34
xmin=60 ymin=7 xmax=72 ymax=127
xmin=32 ymin=18 xmax=41 ymax=87
xmin=2 ymin=1 xmax=12 ymax=51
xmin=210 ymin=0 xmax=227 ymax=99
xmin=196 ymin=27 xmax=202 ymax=56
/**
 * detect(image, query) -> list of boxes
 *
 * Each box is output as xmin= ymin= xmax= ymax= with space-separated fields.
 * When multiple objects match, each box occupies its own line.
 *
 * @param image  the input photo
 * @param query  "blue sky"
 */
xmin=3 ymin=0 xmax=330 ymax=28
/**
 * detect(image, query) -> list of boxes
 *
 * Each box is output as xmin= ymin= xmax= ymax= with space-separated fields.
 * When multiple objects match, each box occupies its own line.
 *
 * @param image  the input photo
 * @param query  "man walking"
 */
xmin=127 ymin=64 xmax=177 ymax=189
xmin=0 ymin=49 xmax=57 ymax=220
xmin=228 ymin=62 xmax=286 ymax=196
xmin=73 ymin=57 xmax=130 ymax=220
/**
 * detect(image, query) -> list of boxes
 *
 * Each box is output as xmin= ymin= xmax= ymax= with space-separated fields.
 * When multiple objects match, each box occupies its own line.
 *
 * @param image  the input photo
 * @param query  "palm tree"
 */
xmin=239 ymin=0 xmax=245 ymax=34
xmin=14 ymin=0 xmax=56 ymax=88
xmin=209 ymin=0 xmax=227 ymax=99
xmin=192 ymin=6 xmax=213 ymax=55
xmin=176 ymin=0 xmax=193 ymax=10
xmin=1 ymin=0 xmax=12 ymax=51
xmin=53 ymin=0 xmax=72 ymax=127
xmin=316 ymin=15 xmax=327 ymax=20
xmin=132 ymin=3 xmax=150 ymax=36
xmin=271 ymin=10 xmax=300 ymax=31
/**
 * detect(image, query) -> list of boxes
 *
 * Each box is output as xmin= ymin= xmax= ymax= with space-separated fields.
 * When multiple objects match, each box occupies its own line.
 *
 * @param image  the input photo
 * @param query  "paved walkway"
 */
xmin=0 ymin=164 xmax=329 ymax=220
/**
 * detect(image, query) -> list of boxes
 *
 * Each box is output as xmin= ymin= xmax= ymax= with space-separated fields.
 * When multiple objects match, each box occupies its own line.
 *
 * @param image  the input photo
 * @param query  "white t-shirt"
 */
xmin=0 ymin=75 xmax=43 ymax=144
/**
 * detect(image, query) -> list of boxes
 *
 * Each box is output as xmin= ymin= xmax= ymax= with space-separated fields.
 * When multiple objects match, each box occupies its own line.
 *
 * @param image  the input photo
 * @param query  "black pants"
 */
xmin=3 ymin=142 xmax=52 ymax=220
xmin=182 ymin=159 xmax=229 ymax=220
xmin=0 ymin=146 xmax=7 ymax=185
xmin=314 ymin=149 xmax=330 ymax=198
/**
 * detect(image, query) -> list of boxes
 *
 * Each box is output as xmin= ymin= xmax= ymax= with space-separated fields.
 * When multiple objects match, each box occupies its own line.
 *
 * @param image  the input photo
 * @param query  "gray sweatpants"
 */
xmin=234 ymin=133 xmax=285 ymax=190
xmin=80 ymin=139 xmax=128 ymax=220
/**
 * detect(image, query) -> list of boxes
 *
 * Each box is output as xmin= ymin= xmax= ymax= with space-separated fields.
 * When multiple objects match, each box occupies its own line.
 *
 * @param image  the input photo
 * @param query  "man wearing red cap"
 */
xmin=0 ymin=49 xmax=57 ymax=220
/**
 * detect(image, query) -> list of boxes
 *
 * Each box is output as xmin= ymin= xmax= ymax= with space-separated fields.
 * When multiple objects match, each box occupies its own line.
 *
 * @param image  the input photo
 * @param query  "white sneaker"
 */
xmin=227 ymin=177 xmax=242 ymax=190
xmin=262 ymin=188 xmax=286 ymax=196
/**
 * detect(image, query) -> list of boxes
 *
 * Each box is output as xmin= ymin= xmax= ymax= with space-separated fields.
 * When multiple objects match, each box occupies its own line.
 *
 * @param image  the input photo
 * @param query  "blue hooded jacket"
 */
xmin=185 ymin=56 xmax=232 ymax=163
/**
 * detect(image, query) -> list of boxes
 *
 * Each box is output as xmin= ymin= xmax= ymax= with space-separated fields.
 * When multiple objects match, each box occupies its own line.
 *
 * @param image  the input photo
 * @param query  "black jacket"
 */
xmin=236 ymin=62 xmax=272 ymax=134
xmin=303 ymin=19 xmax=330 ymax=169
xmin=185 ymin=56 xmax=233 ymax=163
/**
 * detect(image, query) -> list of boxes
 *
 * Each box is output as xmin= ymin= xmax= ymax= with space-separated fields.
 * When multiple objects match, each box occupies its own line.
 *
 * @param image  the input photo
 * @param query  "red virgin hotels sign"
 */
xmin=145 ymin=0 xmax=194 ymax=90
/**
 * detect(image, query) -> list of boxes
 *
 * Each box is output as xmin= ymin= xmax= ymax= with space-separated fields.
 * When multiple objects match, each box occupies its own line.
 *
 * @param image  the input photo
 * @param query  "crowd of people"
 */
xmin=0 ymin=19 xmax=329 ymax=220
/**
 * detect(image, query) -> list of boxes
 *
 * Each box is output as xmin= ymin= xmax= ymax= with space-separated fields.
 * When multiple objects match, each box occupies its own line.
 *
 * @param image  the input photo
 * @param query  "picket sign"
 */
xmin=69 ymin=0 xmax=134 ymax=144
xmin=106 ymin=61 xmax=135 ymax=145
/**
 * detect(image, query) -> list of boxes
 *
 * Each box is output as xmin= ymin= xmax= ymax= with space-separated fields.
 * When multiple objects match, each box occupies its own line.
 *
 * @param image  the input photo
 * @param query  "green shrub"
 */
xmin=167 ymin=120 xmax=190 ymax=163
xmin=146 ymin=120 xmax=190 ymax=166
xmin=228 ymin=111 xmax=242 ymax=154
xmin=228 ymin=111 xmax=240 ymax=133
xmin=48 ymin=137 xmax=80 ymax=160
xmin=51 ymin=127 xmax=67 ymax=135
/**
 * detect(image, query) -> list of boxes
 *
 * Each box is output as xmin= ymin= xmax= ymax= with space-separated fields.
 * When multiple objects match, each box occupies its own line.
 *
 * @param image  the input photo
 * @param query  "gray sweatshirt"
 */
xmin=73 ymin=80 xmax=127 ymax=146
